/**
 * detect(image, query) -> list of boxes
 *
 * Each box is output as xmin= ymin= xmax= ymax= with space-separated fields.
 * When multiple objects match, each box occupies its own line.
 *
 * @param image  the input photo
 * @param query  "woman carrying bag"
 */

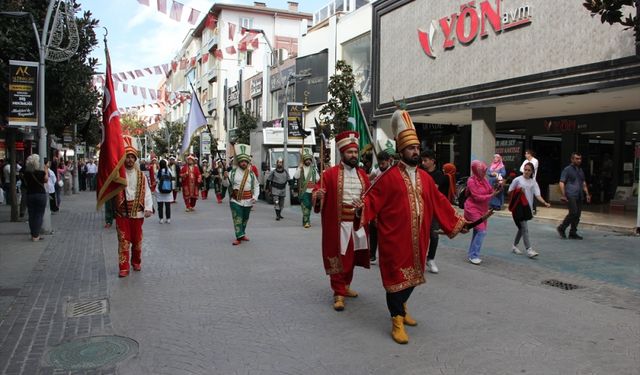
xmin=508 ymin=162 xmax=550 ymax=258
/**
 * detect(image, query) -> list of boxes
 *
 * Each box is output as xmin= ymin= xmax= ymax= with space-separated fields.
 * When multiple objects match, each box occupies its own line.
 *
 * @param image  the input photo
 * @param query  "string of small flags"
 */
xmin=136 ymin=0 xmax=203 ymax=25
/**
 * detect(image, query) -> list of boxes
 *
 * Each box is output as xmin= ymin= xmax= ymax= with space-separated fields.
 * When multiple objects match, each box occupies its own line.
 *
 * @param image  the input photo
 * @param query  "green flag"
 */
xmin=347 ymin=91 xmax=372 ymax=154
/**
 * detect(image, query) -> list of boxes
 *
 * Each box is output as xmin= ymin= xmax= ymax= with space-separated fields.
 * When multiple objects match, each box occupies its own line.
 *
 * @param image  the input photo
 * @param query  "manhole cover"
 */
xmin=45 ymin=335 xmax=138 ymax=370
xmin=541 ymin=279 xmax=582 ymax=290
xmin=65 ymin=299 xmax=108 ymax=318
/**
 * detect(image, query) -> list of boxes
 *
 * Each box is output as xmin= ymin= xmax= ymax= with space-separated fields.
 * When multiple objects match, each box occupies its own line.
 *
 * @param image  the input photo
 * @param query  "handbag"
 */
xmin=57 ymin=179 xmax=64 ymax=188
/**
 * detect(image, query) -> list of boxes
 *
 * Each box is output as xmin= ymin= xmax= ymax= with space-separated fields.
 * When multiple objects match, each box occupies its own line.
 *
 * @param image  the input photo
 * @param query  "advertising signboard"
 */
xmin=8 ymin=60 xmax=38 ymax=127
xmin=200 ymin=132 xmax=211 ymax=155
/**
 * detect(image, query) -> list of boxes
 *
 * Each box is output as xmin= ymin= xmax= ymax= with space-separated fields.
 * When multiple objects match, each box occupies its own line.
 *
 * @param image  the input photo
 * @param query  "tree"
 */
xmin=583 ymin=0 xmax=639 ymax=44
xmin=0 ymin=0 xmax=101 ymax=146
xmin=235 ymin=107 xmax=257 ymax=145
xmin=319 ymin=60 xmax=358 ymax=137
xmin=150 ymin=120 xmax=184 ymax=157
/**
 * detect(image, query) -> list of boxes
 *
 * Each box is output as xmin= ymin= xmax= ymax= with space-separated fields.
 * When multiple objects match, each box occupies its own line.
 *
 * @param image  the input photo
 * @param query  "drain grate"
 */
xmin=65 ymin=299 xmax=109 ymax=318
xmin=541 ymin=279 xmax=582 ymax=290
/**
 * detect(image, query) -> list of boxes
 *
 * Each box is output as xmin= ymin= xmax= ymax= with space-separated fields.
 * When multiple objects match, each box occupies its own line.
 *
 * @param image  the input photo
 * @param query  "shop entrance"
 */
xmin=531 ymin=136 xmax=562 ymax=201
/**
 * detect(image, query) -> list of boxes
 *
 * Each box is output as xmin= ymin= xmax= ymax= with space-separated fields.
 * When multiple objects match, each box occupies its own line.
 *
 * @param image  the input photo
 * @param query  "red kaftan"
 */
xmin=314 ymin=164 xmax=371 ymax=275
xmin=361 ymin=163 xmax=465 ymax=292
xmin=180 ymin=165 xmax=202 ymax=199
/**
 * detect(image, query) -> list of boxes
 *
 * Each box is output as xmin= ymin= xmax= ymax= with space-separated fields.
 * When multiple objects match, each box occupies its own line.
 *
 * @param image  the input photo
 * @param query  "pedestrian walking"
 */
xmin=168 ymin=156 xmax=179 ymax=203
xmin=465 ymin=160 xmax=499 ymax=265
xmin=45 ymin=161 xmax=59 ymax=213
xmin=294 ymin=148 xmax=319 ymax=228
xmin=113 ymin=137 xmax=153 ymax=278
xmin=519 ymin=149 xmax=539 ymax=214
xmin=78 ymin=161 xmax=87 ymax=191
xmin=420 ymin=150 xmax=449 ymax=274
xmin=312 ymin=130 xmax=371 ymax=312
xmin=355 ymin=109 xmax=469 ymax=345
xmin=488 ymin=154 xmax=506 ymax=210
xmin=86 ymin=159 xmax=97 ymax=191
xmin=222 ymin=144 xmax=260 ymax=246
xmin=63 ymin=160 xmax=73 ymax=195
xmin=148 ymin=157 xmax=158 ymax=213
xmin=267 ymin=158 xmax=290 ymax=221
xmin=200 ymin=160 xmax=212 ymax=200
xmin=56 ymin=159 xmax=65 ymax=207
xmin=508 ymin=162 xmax=550 ymax=258
xmin=557 ymin=152 xmax=591 ymax=240
xmin=180 ymin=155 xmax=201 ymax=212
xmin=156 ymin=159 xmax=174 ymax=224
xmin=22 ymin=154 xmax=48 ymax=241
xmin=213 ymin=160 xmax=228 ymax=204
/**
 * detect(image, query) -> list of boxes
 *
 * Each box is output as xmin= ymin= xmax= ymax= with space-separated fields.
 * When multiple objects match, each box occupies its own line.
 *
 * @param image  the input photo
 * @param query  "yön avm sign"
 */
xmin=418 ymin=0 xmax=532 ymax=58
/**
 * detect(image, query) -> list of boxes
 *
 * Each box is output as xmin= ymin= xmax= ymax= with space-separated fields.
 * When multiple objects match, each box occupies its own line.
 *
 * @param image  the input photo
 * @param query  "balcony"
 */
xmin=207 ymin=97 xmax=217 ymax=113
xmin=204 ymin=34 xmax=219 ymax=53
xmin=206 ymin=67 xmax=218 ymax=82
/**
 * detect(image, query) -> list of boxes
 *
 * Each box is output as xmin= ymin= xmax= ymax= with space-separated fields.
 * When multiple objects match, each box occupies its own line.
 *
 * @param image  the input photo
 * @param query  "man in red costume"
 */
xmin=313 ymin=130 xmax=371 ymax=312
xmin=180 ymin=154 xmax=202 ymax=212
xmin=356 ymin=109 xmax=468 ymax=345
xmin=114 ymin=136 xmax=153 ymax=277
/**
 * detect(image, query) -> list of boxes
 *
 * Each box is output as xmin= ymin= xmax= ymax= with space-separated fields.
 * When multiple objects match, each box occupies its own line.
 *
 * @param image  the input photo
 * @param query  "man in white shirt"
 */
xmin=223 ymin=144 xmax=260 ymax=246
xmin=113 ymin=137 xmax=153 ymax=277
xmin=519 ymin=149 xmax=539 ymax=180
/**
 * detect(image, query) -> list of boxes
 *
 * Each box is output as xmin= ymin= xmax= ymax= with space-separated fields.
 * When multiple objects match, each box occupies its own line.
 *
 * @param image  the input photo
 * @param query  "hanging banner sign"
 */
xmin=286 ymin=103 xmax=304 ymax=139
xmin=200 ymin=132 xmax=211 ymax=155
xmin=8 ymin=60 xmax=38 ymax=127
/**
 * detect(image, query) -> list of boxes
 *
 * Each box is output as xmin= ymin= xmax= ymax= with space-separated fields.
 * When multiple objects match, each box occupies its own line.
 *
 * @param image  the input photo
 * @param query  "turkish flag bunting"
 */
xmin=205 ymin=14 xmax=217 ymax=29
xmin=171 ymin=61 xmax=178 ymax=72
xmin=138 ymin=0 xmax=150 ymax=5
xmin=157 ymin=0 xmax=167 ymax=14
xmin=123 ymin=84 xmax=128 ymax=93
xmin=202 ymin=53 xmax=209 ymax=63
xmin=128 ymin=71 xmax=136 ymax=80
xmin=190 ymin=57 xmax=196 ymax=67
xmin=118 ymin=72 xmax=127 ymax=81
xmin=214 ymin=49 xmax=223 ymax=60
xmin=170 ymin=1 xmax=184 ymax=21
xmin=162 ymin=63 xmax=170 ymax=75
xmin=97 ymin=45 xmax=127 ymax=210
xmin=154 ymin=65 xmax=162 ymax=74
xmin=149 ymin=89 xmax=157 ymax=100
xmin=188 ymin=8 xmax=201 ymax=25
xmin=145 ymin=67 xmax=153 ymax=75
xmin=225 ymin=46 xmax=236 ymax=55
xmin=179 ymin=59 xmax=188 ymax=70
xmin=228 ymin=22 xmax=236 ymax=40
xmin=135 ymin=69 xmax=144 ymax=78
xmin=141 ymin=87 xmax=147 ymax=99
xmin=251 ymin=38 xmax=259 ymax=50
xmin=132 ymin=86 xmax=138 ymax=95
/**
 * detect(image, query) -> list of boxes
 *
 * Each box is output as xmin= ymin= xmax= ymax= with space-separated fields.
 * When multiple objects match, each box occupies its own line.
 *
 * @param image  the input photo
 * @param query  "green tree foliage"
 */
xmin=235 ymin=107 xmax=257 ymax=145
xmin=150 ymin=120 xmax=184 ymax=157
xmin=583 ymin=0 xmax=639 ymax=43
xmin=319 ymin=60 xmax=357 ymax=137
xmin=0 ymin=0 xmax=101 ymax=145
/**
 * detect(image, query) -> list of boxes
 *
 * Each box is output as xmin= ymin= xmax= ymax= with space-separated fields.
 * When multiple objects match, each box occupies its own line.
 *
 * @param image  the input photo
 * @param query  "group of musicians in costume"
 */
xmin=108 ymin=108 xmax=489 ymax=345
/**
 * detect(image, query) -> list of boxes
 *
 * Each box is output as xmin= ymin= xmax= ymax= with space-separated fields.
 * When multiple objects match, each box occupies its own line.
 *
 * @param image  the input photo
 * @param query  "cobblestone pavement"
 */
xmin=1 ymin=192 xmax=639 ymax=374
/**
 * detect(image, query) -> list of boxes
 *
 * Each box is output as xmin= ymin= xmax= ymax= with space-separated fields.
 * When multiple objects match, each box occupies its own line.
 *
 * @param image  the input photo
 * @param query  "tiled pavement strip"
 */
xmin=0 ymin=192 xmax=639 ymax=374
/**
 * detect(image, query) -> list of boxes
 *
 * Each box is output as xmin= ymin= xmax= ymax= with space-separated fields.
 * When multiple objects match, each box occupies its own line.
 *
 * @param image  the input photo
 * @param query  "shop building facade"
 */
xmin=371 ymin=0 xmax=639 ymax=211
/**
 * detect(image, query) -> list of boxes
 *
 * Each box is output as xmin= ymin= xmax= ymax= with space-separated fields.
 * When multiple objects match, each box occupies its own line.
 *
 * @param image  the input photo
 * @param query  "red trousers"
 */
xmin=116 ymin=217 xmax=143 ymax=272
xmin=330 ymin=246 xmax=355 ymax=297
xmin=184 ymin=197 xmax=197 ymax=209
xmin=201 ymin=190 xmax=209 ymax=199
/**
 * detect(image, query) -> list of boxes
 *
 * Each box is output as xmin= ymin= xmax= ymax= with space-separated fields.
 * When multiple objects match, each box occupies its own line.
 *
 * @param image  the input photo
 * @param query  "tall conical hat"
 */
xmin=234 ymin=144 xmax=251 ymax=163
xmin=123 ymin=135 xmax=138 ymax=159
xmin=391 ymin=110 xmax=419 ymax=152
xmin=302 ymin=148 xmax=313 ymax=161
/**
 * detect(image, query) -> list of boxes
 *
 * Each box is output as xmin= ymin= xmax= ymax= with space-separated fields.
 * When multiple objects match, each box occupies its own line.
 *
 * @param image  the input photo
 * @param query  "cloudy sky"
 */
xmin=84 ymin=0 xmax=327 ymax=110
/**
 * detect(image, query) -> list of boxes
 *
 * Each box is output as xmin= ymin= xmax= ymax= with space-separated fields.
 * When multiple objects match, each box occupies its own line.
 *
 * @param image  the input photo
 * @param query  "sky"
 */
xmin=84 ymin=0 xmax=328 ymax=110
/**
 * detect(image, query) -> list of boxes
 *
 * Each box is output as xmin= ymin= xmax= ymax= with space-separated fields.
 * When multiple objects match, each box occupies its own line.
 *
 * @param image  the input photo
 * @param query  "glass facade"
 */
xmin=342 ymin=33 xmax=371 ymax=103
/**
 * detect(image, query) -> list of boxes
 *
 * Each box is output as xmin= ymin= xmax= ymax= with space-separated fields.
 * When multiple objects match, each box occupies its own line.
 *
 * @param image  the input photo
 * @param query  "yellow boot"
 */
xmin=391 ymin=316 xmax=409 ymax=344
xmin=403 ymin=303 xmax=417 ymax=326
xmin=345 ymin=285 xmax=358 ymax=298
xmin=333 ymin=295 xmax=345 ymax=311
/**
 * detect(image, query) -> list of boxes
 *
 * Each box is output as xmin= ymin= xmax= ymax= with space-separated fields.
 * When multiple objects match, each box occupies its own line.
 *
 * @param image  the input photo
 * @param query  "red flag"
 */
xmin=170 ymin=1 xmax=184 ymax=21
xmin=251 ymin=38 xmax=259 ymax=50
xmin=135 ymin=69 xmax=144 ymax=78
xmin=171 ymin=61 xmax=178 ymax=72
xmin=228 ymin=22 xmax=236 ymax=40
xmin=123 ymin=84 xmax=128 ymax=93
xmin=190 ymin=57 xmax=196 ymax=67
xmin=202 ymin=53 xmax=209 ymax=63
xmin=214 ymin=49 xmax=223 ymax=60
xmin=97 ymin=45 xmax=127 ymax=210
xmin=188 ymin=8 xmax=200 ymax=25
xmin=225 ymin=46 xmax=236 ymax=55
xmin=179 ymin=59 xmax=188 ymax=70
xmin=157 ymin=0 xmax=167 ymax=13
xmin=205 ymin=14 xmax=217 ymax=30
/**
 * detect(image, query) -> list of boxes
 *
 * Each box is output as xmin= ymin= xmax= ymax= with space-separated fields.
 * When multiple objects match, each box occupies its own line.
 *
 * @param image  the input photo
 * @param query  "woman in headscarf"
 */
xmin=488 ymin=154 xmax=506 ymax=210
xmin=464 ymin=160 xmax=498 ymax=265
xmin=442 ymin=163 xmax=457 ymax=204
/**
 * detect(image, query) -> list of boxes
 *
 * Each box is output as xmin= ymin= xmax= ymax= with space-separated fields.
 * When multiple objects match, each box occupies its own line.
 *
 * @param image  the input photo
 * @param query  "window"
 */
xmin=239 ymin=17 xmax=253 ymax=30
xmin=246 ymin=50 xmax=253 ymax=66
xmin=342 ymin=33 xmax=371 ymax=102
xmin=252 ymin=97 xmax=262 ymax=119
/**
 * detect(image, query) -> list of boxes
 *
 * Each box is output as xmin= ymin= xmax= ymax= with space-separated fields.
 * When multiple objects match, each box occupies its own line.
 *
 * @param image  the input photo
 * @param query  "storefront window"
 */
xmin=342 ymin=33 xmax=371 ymax=102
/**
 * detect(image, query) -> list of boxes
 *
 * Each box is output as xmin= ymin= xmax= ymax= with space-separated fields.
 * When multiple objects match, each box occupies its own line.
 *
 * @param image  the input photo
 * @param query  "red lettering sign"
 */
xmin=418 ymin=0 xmax=531 ymax=59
